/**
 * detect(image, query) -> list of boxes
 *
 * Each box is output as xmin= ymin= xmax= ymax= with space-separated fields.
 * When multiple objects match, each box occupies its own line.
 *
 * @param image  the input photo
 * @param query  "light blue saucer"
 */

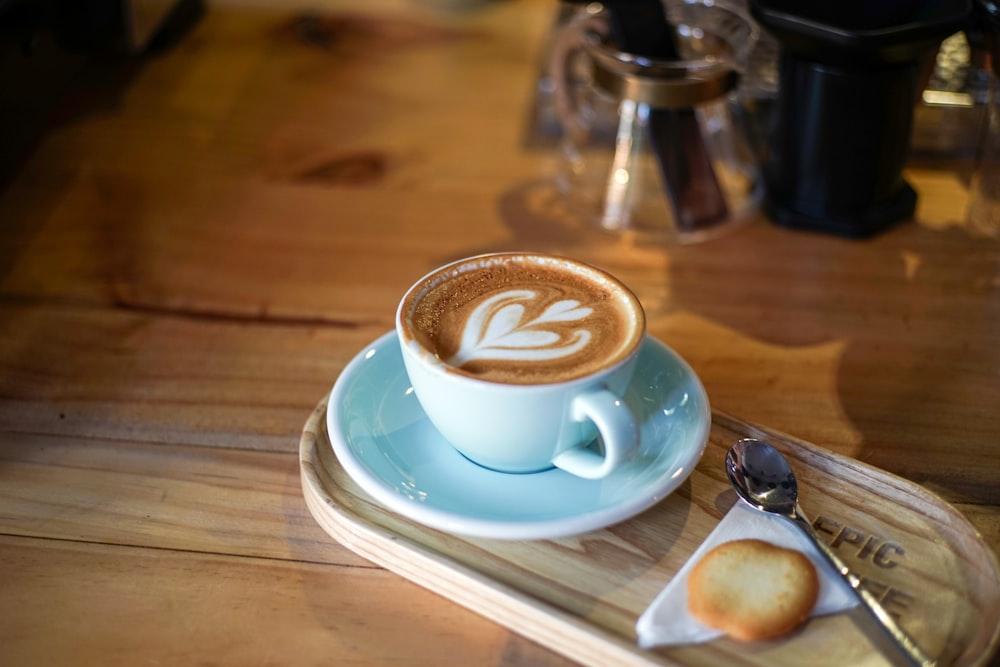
xmin=328 ymin=331 xmax=711 ymax=540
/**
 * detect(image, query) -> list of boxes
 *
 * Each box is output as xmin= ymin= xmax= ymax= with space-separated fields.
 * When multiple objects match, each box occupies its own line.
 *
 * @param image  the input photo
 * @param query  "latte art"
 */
xmin=447 ymin=290 xmax=593 ymax=368
xmin=401 ymin=254 xmax=645 ymax=385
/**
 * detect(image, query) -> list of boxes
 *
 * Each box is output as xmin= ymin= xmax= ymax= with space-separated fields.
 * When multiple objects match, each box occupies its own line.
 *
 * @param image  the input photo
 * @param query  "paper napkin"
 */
xmin=636 ymin=501 xmax=859 ymax=648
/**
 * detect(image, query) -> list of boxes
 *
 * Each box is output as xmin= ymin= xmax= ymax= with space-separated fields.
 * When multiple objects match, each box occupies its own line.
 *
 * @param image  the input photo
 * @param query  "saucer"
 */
xmin=327 ymin=331 xmax=711 ymax=539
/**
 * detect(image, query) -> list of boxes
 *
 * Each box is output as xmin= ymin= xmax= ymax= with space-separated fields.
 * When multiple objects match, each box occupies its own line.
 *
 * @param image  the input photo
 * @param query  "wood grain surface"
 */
xmin=1 ymin=1 xmax=999 ymax=665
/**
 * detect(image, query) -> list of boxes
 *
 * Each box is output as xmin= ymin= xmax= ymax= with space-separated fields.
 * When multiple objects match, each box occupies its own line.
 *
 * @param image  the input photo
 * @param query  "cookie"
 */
xmin=687 ymin=538 xmax=819 ymax=641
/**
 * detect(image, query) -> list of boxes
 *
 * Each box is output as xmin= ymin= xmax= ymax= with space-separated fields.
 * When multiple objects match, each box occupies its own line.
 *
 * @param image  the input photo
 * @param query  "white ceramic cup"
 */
xmin=395 ymin=252 xmax=646 ymax=479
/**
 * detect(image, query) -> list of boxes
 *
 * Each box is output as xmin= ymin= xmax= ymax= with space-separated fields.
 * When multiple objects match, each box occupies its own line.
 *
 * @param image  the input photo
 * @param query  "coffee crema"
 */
xmin=402 ymin=254 xmax=645 ymax=385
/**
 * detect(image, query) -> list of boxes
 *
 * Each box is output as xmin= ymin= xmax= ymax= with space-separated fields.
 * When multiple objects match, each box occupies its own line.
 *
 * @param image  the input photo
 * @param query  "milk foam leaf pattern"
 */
xmin=488 ymin=330 xmax=561 ymax=348
xmin=482 ymin=303 xmax=529 ymax=345
xmin=447 ymin=289 xmax=595 ymax=368
xmin=537 ymin=299 xmax=594 ymax=322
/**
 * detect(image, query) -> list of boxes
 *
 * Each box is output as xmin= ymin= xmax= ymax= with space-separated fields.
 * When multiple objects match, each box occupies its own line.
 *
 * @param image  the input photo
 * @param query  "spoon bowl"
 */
xmin=725 ymin=438 xmax=934 ymax=667
xmin=725 ymin=436 xmax=798 ymax=515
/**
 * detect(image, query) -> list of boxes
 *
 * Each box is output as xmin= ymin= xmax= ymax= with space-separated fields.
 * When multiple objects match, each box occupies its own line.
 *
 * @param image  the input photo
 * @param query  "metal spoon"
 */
xmin=725 ymin=437 xmax=934 ymax=667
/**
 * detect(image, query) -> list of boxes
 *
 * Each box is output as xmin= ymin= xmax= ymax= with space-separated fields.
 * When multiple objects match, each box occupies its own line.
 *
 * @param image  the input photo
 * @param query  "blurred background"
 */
xmin=1 ymin=0 xmax=994 ymax=187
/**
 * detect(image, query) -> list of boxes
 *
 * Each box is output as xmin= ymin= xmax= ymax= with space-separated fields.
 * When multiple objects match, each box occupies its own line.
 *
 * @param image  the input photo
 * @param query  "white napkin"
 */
xmin=636 ymin=501 xmax=859 ymax=648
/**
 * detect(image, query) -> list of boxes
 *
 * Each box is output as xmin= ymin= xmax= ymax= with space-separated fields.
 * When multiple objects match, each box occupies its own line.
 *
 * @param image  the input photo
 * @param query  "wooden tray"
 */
xmin=300 ymin=396 xmax=1000 ymax=666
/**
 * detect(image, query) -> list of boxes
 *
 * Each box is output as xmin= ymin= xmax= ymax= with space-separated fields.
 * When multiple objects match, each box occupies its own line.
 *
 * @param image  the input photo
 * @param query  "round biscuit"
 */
xmin=686 ymin=538 xmax=820 ymax=641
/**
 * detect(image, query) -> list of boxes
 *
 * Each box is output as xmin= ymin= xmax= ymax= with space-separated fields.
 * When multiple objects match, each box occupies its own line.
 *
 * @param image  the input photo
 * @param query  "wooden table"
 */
xmin=1 ymin=1 xmax=998 ymax=664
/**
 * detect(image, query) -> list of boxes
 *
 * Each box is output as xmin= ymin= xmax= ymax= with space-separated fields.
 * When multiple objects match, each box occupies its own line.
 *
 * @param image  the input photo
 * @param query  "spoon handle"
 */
xmin=790 ymin=509 xmax=935 ymax=667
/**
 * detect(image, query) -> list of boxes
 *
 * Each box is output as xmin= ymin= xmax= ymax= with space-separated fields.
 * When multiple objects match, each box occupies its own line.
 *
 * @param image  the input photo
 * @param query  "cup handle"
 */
xmin=553 ymin=388 xmax=638 ymax=479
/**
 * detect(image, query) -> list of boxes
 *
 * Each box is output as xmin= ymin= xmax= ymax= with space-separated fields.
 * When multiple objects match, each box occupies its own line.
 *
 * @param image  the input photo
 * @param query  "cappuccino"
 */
xmin=400 ymin=254 xmax=644 ymax=385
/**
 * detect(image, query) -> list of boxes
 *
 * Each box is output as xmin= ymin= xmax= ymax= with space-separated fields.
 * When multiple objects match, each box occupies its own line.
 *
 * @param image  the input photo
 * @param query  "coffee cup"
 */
xmin=395 ymin=252 xmax=646 ymax=479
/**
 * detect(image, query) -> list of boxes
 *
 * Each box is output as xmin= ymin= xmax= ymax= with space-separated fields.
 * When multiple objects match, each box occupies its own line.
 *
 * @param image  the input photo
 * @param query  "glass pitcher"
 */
xmin=549 ymin=0 xmax=762 ymax=243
